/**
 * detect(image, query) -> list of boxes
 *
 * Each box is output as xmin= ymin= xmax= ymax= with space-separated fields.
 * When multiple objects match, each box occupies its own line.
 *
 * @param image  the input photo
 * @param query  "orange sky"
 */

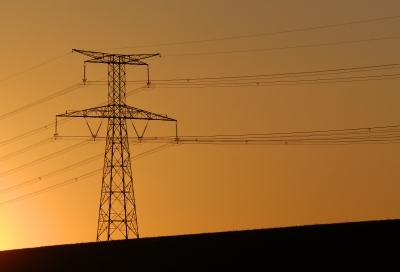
xmin=1 ymin=0 xmax=400 ymax=250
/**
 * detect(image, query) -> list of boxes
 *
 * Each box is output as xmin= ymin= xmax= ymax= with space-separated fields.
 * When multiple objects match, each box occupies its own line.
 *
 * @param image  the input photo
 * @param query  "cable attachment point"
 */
xmin=54 ymin=117 xmax=59 ymax=139
xmin=131 ymin=120 xmax=149 ymax=143
xmin=146 ymin=65 xmax=151 ymax=88
xmin=82 ymin=62 xmax=87 ymax=85
xmin=85 ymin=118 xmax=103 ymax=141
xmin=174 ymin=121 xmax=179 ymax=144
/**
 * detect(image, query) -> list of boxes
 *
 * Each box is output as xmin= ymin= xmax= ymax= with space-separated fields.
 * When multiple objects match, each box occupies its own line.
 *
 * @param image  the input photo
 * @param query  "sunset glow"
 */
xmin=1 ymin=0 xmax=400 ymax=250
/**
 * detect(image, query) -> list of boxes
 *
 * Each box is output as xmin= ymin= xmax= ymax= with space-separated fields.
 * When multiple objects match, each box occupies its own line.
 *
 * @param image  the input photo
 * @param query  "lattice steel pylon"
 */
xmin=55 ymin=49 xmax=177 ymax=241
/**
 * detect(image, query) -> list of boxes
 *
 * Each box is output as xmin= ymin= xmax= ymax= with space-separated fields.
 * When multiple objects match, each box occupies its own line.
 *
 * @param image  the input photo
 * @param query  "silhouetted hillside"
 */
xmin=1 ymin=220 xmax=399 ymax=271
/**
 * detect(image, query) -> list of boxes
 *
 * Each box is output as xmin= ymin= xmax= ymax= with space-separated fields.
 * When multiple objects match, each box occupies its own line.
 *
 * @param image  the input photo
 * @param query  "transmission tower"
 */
xmin=55 ymin=49 xmax=177 ymax=241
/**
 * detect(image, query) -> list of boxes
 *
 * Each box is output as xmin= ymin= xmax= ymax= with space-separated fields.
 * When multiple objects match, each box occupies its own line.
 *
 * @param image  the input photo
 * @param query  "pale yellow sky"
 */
xmin=1 ymin=0 xmax=400 ymax=250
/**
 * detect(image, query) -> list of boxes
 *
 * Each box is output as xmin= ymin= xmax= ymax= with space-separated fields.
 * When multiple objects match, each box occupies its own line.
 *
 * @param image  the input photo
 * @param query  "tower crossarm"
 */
xmin=56 ymin=105 xmax=176 ymax=122
xmin=72 ymin=49 xmax=160 ymax=65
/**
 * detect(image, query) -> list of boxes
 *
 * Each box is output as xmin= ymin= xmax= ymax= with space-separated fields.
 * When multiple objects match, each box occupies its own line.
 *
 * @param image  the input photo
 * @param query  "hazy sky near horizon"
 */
xmin=1 ymin=0 xmax=400 ymax=250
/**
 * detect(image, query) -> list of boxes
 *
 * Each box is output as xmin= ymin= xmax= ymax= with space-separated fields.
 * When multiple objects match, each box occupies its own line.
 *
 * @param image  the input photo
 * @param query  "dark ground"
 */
xmin=1 ymin=219 xmax=399 ymax=271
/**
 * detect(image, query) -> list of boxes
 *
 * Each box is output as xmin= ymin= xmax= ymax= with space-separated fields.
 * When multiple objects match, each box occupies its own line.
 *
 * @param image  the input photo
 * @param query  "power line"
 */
xmin=0 ymin=141 xmax=172 ymax=196
xmin=0 ymin=143 xmax=172 ymax=207
xmin=2 ymin=61 xmax=399 ymax=128
xmin=0 ymin=122 xmax=58 ymax=147
xmin=183 ymin=124 xmax=400 ymax=137
xmin=0 ymin=59 xmax=149 ymax=121
xmin=2 ymin=124 xmax=399 ymax=196
xmin=63 ymin=137 xmax=400 ymax=145
xmin=0 ymin=141 xmax=91 ymax=179
xmin=2 ymin=123 xmax=400 ymax=207
xmin=96 ymin=14 xmax=400 ymax=50
xmin=0 ymin=153 xmax=103 ymax=195
xmin=1 ymin=61 xmax=399 ymax=152
xmin=100 ymin=62 xmax=400 ymax=84
xmin=2 ymin=121 xmax=400 ymax=208
xmin=0 ymin=85 xmax=149 ymax=148
xmin=0 ymin=138 xmax=53 ymax=163
xmin=56 ymin=124 xmax=400 ymax=145
xmin=164 ymin=35 xmax=400 ymax=57
xmin=0 ymin=52 xmax=71 ymax=84
xmin=0 ymin=83 xmax=84 ymax=121
xmin=109 ymin=63 xmax=400 ymax=88
xmin=2 ymin=40 xmax=397 ymax=125
xmin=148 ymin=73 xmax=400 ymax=88
xmin=0 ymin=170 xmax=101 ymax=208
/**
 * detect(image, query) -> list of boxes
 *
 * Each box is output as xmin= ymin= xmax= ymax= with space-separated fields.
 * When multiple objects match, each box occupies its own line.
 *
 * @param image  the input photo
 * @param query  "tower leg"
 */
xmin=96 ymin=61 xmax=138 ymax=241
xmin=96 ymin=118 xmax=138 ymax=241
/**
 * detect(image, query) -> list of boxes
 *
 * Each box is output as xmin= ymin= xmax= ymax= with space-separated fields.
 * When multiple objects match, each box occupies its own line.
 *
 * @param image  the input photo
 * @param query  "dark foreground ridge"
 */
xmin=1 ymin=220 xmax=399 ymax=271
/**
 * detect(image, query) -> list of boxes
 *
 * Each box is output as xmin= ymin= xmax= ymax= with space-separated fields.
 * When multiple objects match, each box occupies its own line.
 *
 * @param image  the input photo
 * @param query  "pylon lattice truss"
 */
xmin=56 ymin=49 xmax=177 ymax=241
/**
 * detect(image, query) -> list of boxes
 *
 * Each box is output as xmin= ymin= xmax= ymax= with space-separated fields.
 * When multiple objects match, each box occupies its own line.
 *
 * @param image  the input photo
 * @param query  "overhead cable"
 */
xmin=0 ymin=85 xmax=148 ymax=148
xmin=165 ymin=35 xmax=400 ymax=57
xmin=0 ymin=153 xmax=103 ymax=195
xmin=0 ymin=52 xmax=71 ymax=84
xmin=0 ymin=138 xmax=53 ymax=163
xmin=93 ymin=62 xmax=400 ymax=84
xmin=0 ymin=141 xmax=90 ymax=179
xmin=56 ymin=124 xmax=400 ymax=145
xmin=96 ymin=14 xmax=400 ymax=50
xmin=0 ymin=83 xmax=85 ymax=121
xmin=0 ymin=143 xmax=172 ymax=207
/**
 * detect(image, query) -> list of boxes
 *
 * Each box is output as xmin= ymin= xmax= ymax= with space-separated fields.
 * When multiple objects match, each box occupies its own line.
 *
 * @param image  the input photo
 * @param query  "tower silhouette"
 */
xmin=56 ymin=49 xmax=177 ymax=241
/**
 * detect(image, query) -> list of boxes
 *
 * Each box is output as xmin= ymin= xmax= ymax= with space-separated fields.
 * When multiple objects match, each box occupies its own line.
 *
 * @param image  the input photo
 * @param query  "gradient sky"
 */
xmin=1 ymin=0 xmax=400 ymax=250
